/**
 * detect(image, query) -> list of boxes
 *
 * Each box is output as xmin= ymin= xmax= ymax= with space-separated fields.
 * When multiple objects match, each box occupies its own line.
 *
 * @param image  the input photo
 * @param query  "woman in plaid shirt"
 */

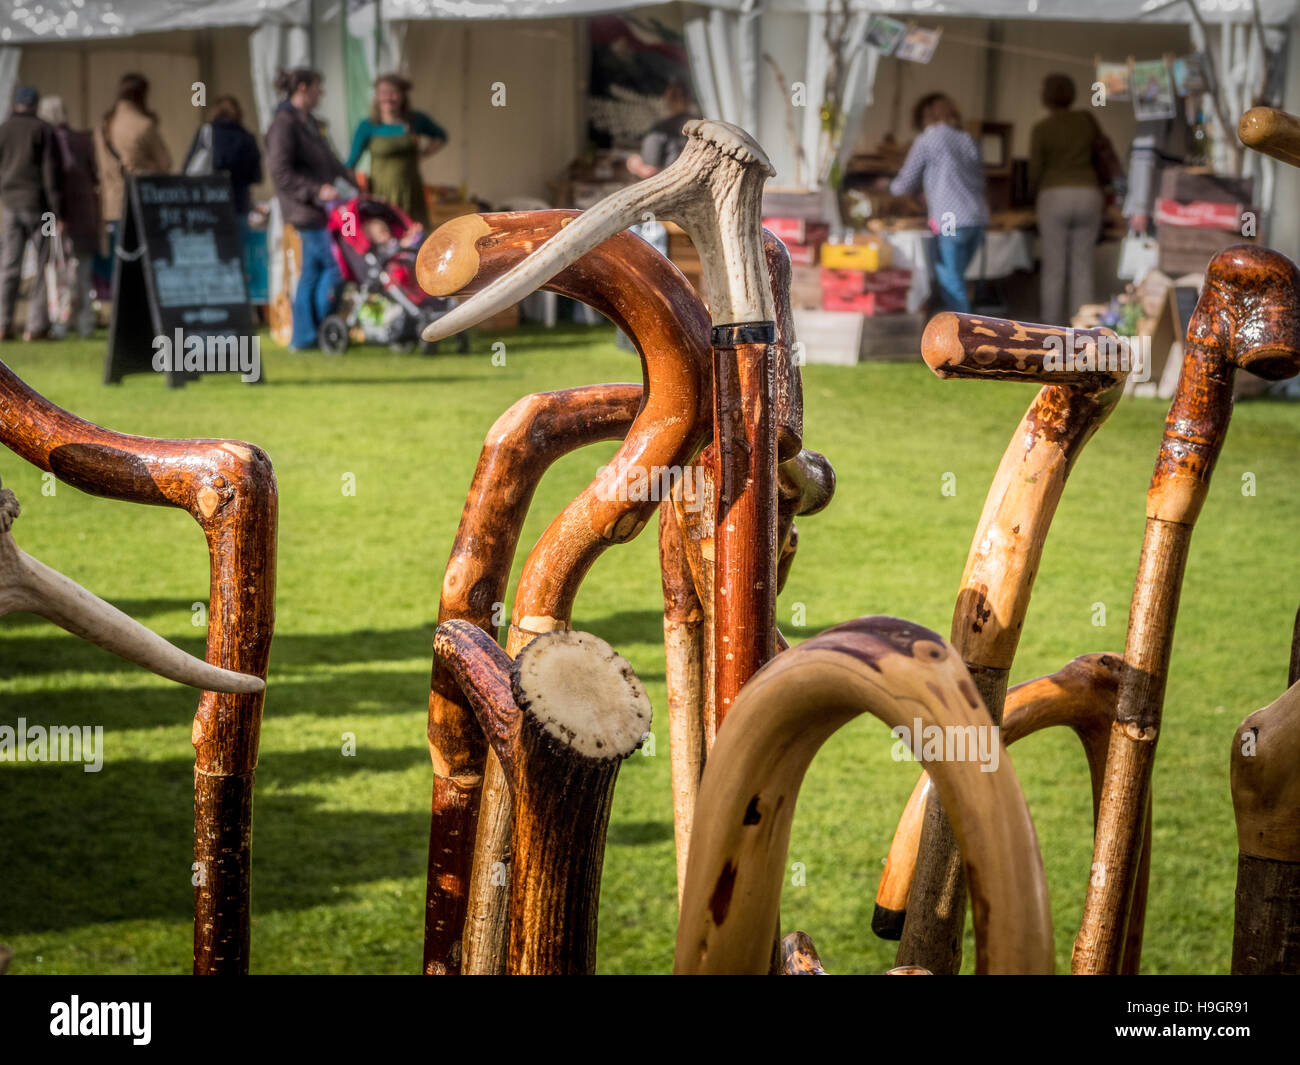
xmin=889 ymin=94 xmax=988 ymax=313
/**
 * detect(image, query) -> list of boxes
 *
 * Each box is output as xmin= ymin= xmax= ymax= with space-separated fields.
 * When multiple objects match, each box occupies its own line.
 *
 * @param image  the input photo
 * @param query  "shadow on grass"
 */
xmin=0 ymin=746 xmax=433 ymax=935
xmin=607 ymin=820 xmax=673 ymax=847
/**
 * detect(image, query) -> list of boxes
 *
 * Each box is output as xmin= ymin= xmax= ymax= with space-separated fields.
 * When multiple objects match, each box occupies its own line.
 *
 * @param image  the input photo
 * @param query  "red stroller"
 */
xmin=320 ymin=196 xmax=469 ymax=355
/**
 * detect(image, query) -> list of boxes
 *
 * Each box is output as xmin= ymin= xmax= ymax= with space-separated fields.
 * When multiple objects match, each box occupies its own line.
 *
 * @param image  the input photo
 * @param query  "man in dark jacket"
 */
xmin=0 ymin=86 xmax=62 ymax=340
xmin=264 ymin=70 xmax=351 ymax=350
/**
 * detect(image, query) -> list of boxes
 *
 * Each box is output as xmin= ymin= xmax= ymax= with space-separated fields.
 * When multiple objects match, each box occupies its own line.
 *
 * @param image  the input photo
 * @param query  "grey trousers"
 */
xmin=1037 ymin=185 xmax=1104 ymax=327
xmin=0 ymin=208 xmax=51 ymax=336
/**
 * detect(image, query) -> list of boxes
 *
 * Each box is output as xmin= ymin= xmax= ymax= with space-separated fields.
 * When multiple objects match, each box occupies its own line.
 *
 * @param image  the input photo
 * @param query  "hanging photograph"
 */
xmin=1096 ymin=61 xmax=1131 ymax=101
xmin=1171 ymin=53 xmax=1210 ymax=96
xmin=895 ymin=26 xmax=942 ymax=64
xmin=864 ymin=14 xmax=907 ymax=55
xmin=1132 ymin=59 xmax=1176 ymax=121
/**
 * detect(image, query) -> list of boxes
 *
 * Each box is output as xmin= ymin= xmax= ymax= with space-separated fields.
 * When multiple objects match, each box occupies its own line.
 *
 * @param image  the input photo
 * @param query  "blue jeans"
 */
xmin=290 ymin=226 xmax=341 ymax=349
xmin=932 ymin=227 xmax=984 ymax=313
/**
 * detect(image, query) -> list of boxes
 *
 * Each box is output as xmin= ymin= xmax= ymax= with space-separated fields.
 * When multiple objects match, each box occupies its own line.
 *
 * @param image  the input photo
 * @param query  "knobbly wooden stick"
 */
xmin=1075 ymin=245 xmax=1300 ymax=974
xmin=423 ymin=384 xmax=640 ymax=974
xmin=675 ymin=616 xmax=1053 ymax=974
xmin=434 ymin=621 xmax=649 ymax=974
xmin=1231 ymin=680 xmax=1300 ymax=974
xmin=1238 ymin=105 xmax=1300 ymax=169
xmin=0 ymin=359 xmax=276 ymax=975
xmin=899 ymin=313 xmax=1124 ymax=973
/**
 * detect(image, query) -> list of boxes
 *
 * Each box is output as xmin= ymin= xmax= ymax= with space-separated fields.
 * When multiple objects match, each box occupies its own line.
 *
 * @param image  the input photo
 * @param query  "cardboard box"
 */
xmin=762 ymin=188 xmax=828 ymax=220
xmin=820 ymin=267 xmax=912 ymax=295
xmin=764 ymin=217 xmax=830 ymax=245
xmin=820 ymin=240 xmax=892 ymax=271
xmin=1159 ymin=168 xmax=1254 ymax=206
xmin=785 ymin=242 xmax=820 ymax=266
xmin=792 ymin=308 xmax=864 ymax=365
xmin=1155 ymin=198 xmax=1245 ymax=231
xmin=821 ymin=289 xmax=908 ymax=315
xmin=1158 ymin=226 xmax=1254 ymax=276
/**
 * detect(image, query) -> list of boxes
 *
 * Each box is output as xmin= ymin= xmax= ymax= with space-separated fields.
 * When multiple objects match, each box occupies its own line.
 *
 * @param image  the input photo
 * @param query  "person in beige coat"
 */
xmin=94 ymin=72 xmax=171 ymax=256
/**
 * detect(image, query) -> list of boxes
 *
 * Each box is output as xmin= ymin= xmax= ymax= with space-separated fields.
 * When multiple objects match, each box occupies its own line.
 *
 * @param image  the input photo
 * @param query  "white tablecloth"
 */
xmin=884 ymin=228 xmax=1036 ymax=312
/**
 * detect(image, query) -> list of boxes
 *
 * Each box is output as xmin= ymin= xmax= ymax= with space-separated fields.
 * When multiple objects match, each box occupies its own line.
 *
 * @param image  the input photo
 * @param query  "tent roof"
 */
xmin=0 ymin=0 xmax=1290 ymax=45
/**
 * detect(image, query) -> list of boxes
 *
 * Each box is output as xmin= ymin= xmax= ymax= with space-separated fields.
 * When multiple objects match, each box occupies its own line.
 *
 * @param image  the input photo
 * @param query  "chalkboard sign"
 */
xmin=104 ymin=175 xmax=258 ymax=387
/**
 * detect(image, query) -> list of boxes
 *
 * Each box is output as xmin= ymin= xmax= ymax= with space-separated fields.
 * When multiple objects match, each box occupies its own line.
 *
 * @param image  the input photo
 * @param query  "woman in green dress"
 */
xmin=347 ymin=74 xmax=446 ymax=228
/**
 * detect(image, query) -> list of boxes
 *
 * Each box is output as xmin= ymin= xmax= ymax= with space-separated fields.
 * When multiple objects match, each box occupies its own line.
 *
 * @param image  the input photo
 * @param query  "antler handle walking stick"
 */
xmin=675 ymin=616 xmax=1054 ymax=974
xmin=0 ymin=360 xmax=276 ymax=975
xmin=1074 ymin=245 xmax=1300 ymax=974
xmin=1231 ymin=679 xmax=1300 ymax=974
xmin=896 ymin=313 xmax=1125 ymax=972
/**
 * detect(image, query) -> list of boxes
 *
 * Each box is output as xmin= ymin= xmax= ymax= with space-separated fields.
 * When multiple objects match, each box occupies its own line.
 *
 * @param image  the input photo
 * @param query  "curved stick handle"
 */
xmin=675 ymin=616 xmax=1053 ymax=975
xmin=424 ymin=384 xmax=639 ymax=975
xmin=0 ymin=359 xmax=276 ymax=975
xmin=1239 ymin=106 xmax=1300 ymax=169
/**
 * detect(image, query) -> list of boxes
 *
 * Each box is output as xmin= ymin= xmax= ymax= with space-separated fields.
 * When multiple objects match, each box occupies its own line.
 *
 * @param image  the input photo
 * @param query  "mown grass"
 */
xmin=1 ymin=324 xmax=1296 ymax=974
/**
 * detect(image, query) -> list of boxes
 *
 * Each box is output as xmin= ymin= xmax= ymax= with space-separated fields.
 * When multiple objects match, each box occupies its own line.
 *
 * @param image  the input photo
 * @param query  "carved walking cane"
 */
xmin=1074 ymin=245 xmax=1300 ymax=974
xmin=0 ymin=361 xmax=277 ymax=975
xmin=895 ymin=313 xmax=1125 ymax=972
xmin=417 ymin=213 xmax=711 ymax=973
xmin=433 ymin=621 xmax=650 ymax=974
xmin=421 ymin=123 xmax=782 ymax=732
xmin=675 ymin=616 xmax=1054 ymax=974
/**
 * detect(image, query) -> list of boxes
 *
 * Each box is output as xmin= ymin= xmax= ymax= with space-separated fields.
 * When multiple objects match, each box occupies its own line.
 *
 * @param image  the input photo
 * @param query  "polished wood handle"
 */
xmin=1239 ymin=105 xmax=1300 ymax=169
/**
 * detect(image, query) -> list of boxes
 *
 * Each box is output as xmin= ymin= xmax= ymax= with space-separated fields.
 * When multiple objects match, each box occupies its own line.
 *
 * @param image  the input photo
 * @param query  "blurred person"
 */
xmin=626 ymin=80 xmax=695 ymax=179
xmin=266 ymin=68 xmax=352 ymax=351
xmin=36 ymin=95 xmax=100 ymax=338
xmin=183 ymin=95 xmax=262 ymax=255
xmin=887 ymin=93 xmax=987 ymax=313
xmin=0 ymin=85 xmax=61 ymax=341
xmin=95 ymin=73 xmax=172 ymax=261
xmin=346 ymin=74 xmax=445 ymax=228
xmin=1029 ymin=74 xmax=1105 ymax=325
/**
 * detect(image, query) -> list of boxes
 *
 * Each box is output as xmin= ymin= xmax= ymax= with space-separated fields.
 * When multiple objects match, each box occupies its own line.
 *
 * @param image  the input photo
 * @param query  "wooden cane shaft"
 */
xmin=1232 ymin=854 xmax=1300 ymax=974
xmin=1239 ymin=106 xmax=1300 ymax=170
xmin=712 ymin=341 xmax=778 ymax=727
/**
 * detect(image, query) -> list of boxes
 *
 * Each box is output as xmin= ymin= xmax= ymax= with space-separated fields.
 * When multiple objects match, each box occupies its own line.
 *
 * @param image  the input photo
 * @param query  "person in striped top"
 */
xmin=888 ymin=94 xmax=988 ymax=313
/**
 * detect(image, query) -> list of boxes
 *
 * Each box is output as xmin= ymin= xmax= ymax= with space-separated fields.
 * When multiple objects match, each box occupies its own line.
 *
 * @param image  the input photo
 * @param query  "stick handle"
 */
xmin=1239 ymin=106 xmax=1300 ymax=169
xmin=922 ymin=312 xmax=1125 ymax=387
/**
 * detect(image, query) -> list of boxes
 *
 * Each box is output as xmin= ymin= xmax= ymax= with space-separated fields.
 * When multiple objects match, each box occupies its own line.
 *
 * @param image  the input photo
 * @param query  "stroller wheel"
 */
xmin=319 ymin=315 xmax=349 ymax=355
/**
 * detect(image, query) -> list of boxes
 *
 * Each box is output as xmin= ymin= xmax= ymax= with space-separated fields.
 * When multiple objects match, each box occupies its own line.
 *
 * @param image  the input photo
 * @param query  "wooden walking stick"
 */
xmin=433 ymin=620 xmax=650 ymax=974
xmin=1074 ymin=245 xmax=1300 ymax=974
xmin=0 ymin=360 xmax=277 ymax=975
xmin=421 ymin=122 xmax=782 ymax=732
xmin=897 ymin=313 xmax=1125 ymax=973
xmin=1238 ymin=105 xmax=1300 ymax=169
xmin=1231 ymin=679 xmax=1300 ymax=974
xmin=423 ymin=384 xmax=641 ymax=974
xmin=674 ymin=616 xmax=1054 ymax=974
xmin=418 ymin=213 xmax=712 ymax=974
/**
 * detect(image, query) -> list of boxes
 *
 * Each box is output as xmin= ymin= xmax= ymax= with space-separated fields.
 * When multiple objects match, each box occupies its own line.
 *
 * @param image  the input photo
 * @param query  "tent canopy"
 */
xmin=0 ymin=0 xmax=1292 ymax=44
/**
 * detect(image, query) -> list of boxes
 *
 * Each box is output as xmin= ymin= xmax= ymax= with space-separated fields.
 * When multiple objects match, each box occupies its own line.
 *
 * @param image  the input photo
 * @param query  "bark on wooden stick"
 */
xmin=675 ymin=616 xmax=1053 ymax=974
xmin=434 ymin=621 xmax=649 ymax=974
xmin=898 ymin=313 xmax=1124 ymax=972
xmin=0 ymin=361 xmax=277 ymax=976
xmin=1075 ymin=245 xmax=1300 ymax=974
xmin=423 ymin=384 xmax=639 ymax=974
xmin=1231 ymin=680 xmax=1300 ymax=974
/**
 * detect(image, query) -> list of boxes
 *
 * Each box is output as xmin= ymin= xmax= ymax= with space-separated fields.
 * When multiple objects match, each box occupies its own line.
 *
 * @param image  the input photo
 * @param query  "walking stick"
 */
xmin=433 ymin=620 xmax=650 ymax=974
xmin=896 ymin=313 xmax=1125 ymax=972
xmin=0 ymin=361 xmax=277 ymax=975
xmin=1074 ymin=245 xmax=1300 ymax=974
xmin=1231 ymin=678 xmax=1300 ymax=974
xmin=1238 ymin=105 xmax=1300 ymax=168
xmin=674 ymin=616 xmax=1054 ymax=974
xmin=423 ymin=384 xmax=641 ymax=973
xmin=421 ymin=123 xmax=782 ymax=732
xmin=418 ymin=213 xmax=712 ymax=973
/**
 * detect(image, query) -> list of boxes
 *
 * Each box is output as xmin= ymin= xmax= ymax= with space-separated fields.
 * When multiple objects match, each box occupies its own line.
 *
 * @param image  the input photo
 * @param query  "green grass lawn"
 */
xmin=1 ymin=325 xmax=1296 ymax=974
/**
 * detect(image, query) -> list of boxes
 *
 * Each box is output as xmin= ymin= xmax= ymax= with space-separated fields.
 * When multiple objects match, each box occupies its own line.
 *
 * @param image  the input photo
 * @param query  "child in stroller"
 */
xmin=319 ymin=195 xmax=468 ymax=355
